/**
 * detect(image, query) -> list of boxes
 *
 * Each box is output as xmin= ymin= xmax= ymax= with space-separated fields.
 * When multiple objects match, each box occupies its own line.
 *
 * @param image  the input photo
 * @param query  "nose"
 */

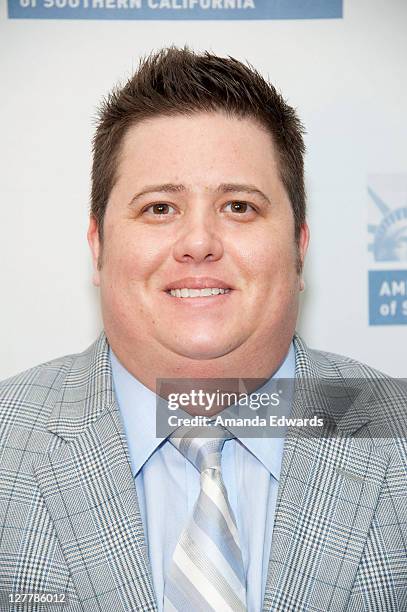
xmin=172 ymin=208 xmax=224 ymax=264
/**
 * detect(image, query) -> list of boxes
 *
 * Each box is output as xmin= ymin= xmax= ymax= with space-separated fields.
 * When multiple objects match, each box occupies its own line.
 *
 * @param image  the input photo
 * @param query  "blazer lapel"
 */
xmin=262 ymin=336 xmax=390 ymax=611
xmin=32 ymin=334 xmax=157 ymax=611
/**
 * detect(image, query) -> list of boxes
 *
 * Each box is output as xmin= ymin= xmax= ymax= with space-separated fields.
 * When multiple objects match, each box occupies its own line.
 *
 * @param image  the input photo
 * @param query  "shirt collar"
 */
xmin=230 ymin=344 xmax=295 ymax=481
xmin=110 ymin=344 xmax=295 ymax=481
xmin=110 ymin=350 xmax=162 ymax=478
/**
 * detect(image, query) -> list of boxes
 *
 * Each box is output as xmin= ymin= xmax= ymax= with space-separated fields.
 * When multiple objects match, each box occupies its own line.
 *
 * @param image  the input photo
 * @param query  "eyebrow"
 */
xmin=128 ymin=183 xmax=272 ymax=207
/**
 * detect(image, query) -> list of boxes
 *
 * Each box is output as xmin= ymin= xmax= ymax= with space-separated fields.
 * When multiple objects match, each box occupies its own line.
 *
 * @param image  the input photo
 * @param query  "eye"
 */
xmin=143 ymin=203 xmax=176 ymax=216
xmin=223 ymin=201 xmax=256 ymax=214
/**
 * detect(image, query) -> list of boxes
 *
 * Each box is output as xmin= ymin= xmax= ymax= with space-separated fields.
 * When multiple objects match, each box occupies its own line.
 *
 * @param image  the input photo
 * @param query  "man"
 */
xmin=0 ymin=48 xmax=405 ymax=612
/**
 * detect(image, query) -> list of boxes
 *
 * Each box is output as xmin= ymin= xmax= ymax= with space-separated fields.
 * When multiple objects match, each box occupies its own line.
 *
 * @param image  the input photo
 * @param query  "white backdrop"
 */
xmin=1 ymin=0 xmax=406 ymax=378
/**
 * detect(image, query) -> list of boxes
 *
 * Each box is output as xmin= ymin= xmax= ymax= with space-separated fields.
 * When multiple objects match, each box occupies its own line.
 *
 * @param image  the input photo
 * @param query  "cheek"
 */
xmin=103 ymin=227 xmax=171 ymax=283
xmin=235 ymin=235 xmax=296 ymax=282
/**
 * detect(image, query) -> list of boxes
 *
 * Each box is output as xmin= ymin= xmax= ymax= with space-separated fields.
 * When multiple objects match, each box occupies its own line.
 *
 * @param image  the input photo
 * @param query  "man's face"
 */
xmin=88 ymin=112 xmax=308 ymax=367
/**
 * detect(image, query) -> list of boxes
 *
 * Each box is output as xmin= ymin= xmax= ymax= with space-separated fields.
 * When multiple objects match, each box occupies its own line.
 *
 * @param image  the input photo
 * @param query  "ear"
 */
xmin=298 ymin=222 xmax=310 ymax=269
xmin=87 ymin=215 xmax=101 ymax=287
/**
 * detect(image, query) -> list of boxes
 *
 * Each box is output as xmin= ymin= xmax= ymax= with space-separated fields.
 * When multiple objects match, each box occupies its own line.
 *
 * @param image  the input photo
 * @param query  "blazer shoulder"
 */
xmin=294 ymin=334 xmax=391 ymax=379
xmin=0 ymin=334 xmax=109 ymax=442
xmin=1 ymin=352 xmax=76 ymax=395
xmin=0 ymin=350 xmax=80 ymax=432
xmin=306 ymin=345 xmax=390 ymax=379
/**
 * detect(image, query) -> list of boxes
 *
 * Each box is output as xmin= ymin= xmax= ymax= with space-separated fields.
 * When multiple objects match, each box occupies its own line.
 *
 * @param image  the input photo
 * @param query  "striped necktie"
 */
xmin=163 ymin=425 xmax=247 ymax=612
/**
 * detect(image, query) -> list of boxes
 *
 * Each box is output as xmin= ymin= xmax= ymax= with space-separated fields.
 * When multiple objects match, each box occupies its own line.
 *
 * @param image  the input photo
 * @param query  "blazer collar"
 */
xmin=293 ymin=334 xmax=372 ymax=435
xmin=46 ymin=332 xmax=115 ymax=441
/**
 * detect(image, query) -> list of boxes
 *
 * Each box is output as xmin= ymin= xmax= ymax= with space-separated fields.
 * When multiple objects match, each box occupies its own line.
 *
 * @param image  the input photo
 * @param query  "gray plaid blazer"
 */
xmin=0 ymin=332 xmax=406 ymax=611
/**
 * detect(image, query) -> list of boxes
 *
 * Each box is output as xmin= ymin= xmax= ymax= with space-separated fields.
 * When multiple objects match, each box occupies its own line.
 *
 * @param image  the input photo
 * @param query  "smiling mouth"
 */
xmin=166 ymin=287 xmax=231 ymax=298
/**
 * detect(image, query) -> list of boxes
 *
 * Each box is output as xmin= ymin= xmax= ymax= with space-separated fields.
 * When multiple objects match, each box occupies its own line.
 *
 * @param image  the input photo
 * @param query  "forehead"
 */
xmin=116 ymin=112 xmax=279 ymax=185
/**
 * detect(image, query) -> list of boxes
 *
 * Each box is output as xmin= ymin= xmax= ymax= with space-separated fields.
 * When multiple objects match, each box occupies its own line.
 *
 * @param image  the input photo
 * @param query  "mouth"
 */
xmin=163 ymin=277 xmax=234 ymax=300
xmin=166 ymin=287 xmax=231 ymax=299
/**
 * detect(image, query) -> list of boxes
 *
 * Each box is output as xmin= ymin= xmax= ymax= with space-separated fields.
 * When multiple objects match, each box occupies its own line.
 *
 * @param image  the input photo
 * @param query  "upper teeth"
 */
xmin=169 ymin=288 xmax=230 ymax=298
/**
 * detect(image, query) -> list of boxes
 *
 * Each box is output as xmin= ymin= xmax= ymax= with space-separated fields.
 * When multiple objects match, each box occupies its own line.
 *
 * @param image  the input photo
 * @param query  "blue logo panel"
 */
xmin=8 ymin=0 xmax=343 ymax=21
xmin=369 ymin=270 xmax=407 ymax=325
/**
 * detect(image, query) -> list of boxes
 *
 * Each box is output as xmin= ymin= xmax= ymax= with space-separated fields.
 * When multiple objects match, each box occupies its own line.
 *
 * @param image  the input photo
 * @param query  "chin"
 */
xmin=167 ymin=336 xmax=238 ymax=361
xmin=181 ymin=349 xmax=227 ymax=361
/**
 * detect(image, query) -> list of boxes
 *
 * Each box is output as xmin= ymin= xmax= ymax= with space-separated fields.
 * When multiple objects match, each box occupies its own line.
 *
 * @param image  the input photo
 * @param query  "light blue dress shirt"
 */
xmin=110 ymin=346 xmax=295 ymax=611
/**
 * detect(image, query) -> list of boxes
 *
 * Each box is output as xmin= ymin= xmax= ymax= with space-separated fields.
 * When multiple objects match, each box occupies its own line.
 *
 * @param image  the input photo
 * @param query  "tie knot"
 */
xmin=169 ymin=424 xmax=234 ymax=472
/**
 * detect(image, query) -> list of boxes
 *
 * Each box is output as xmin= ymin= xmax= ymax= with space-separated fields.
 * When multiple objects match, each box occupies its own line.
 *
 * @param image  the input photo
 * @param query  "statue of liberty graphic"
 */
xmin=368 ymin=187 xmax=407 ymax=262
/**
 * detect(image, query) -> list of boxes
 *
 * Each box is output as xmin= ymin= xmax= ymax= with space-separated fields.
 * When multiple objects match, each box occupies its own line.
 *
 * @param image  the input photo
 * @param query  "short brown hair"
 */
xmin=91 ymin=47 xmax=306 ymax=241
